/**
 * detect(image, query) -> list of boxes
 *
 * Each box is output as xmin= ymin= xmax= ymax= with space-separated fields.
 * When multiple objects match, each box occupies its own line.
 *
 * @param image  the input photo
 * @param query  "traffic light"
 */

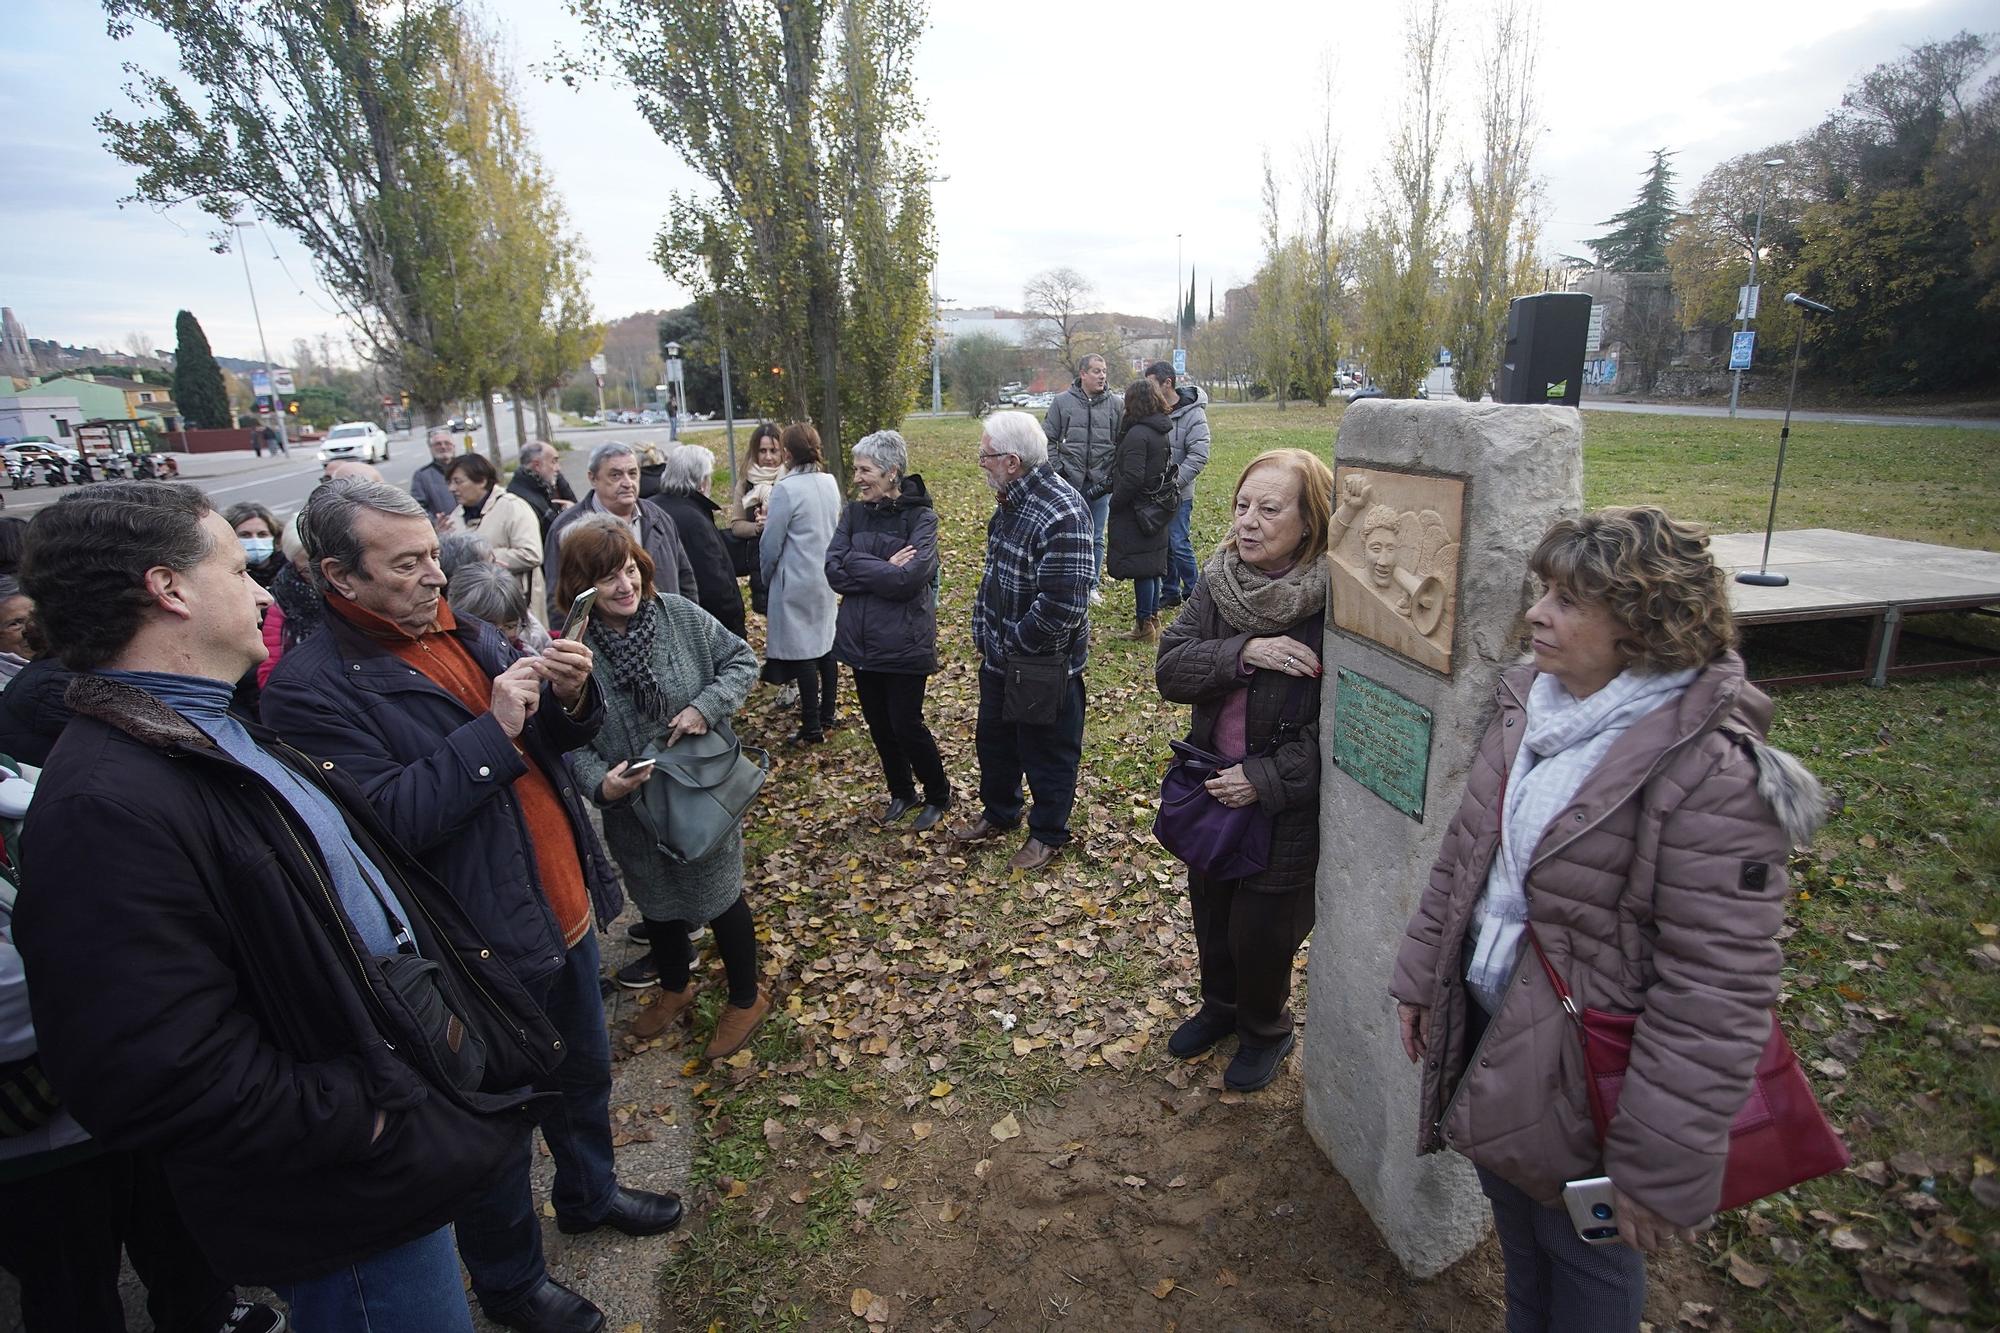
xmin=286 ymin=399 xmax=299 ymax=415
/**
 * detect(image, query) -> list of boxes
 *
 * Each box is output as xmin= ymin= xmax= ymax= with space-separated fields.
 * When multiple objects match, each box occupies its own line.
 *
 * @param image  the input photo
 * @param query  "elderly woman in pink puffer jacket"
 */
xmin=1390 ymin=506 xmax=1825 ymax=1332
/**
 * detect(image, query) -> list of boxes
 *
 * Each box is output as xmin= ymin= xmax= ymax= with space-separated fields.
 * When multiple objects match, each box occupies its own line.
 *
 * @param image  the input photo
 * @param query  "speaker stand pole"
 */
xmin=1736 ymin=319 xmax=1807 ymax=588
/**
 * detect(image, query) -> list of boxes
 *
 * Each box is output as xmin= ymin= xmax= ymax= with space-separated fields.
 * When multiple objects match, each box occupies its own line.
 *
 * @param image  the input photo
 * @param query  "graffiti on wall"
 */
xmin=1583 ymin=356 xmax=1620 ymax=387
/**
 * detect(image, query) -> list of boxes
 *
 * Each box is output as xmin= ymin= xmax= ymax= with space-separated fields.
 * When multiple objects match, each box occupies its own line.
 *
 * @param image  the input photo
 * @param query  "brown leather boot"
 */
xmin=630 ymin=982 xmax=696 ymax=1040
xmin=704 ymin=990 xmax=771 ymax=1060
xmin=1130 ymin=616 xmax=1160 ymax=643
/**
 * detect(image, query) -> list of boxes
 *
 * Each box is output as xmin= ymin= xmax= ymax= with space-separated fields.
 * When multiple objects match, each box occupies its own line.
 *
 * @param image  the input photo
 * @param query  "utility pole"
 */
xmin=1729 ymin=158 xmax=1787 ymax=419
xmin=1176 ymin=232 xmax=1184 ymax=360
xmin=930 ymin=266 xmax=943 ymax=416
xmin=229 ymin=219 xmax=284 ymax=450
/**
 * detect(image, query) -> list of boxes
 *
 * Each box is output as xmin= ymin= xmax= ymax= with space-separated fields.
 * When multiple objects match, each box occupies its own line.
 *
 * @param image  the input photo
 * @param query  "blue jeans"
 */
xmin=455 ymin=928 xmax=619 ymax=1314
xmin=276 ymin=1226 xmax=472 ymax=1333
xmin=1477 ymin=1166 xmax=1646 ymax=1331
xmin=1135 ymin=577 xmax=1161 ymax=624
xmin=976 ymin=667 xmax=1085 ymax=847
xmin=1087 ymin=493 xmax=1110 ymax=587
xmin=1166 ymin=490 xmax=1199 ymax=600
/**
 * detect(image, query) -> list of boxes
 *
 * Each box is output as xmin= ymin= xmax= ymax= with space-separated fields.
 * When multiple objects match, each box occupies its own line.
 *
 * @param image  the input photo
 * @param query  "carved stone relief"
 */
xmin=1329 ymin=467 xmax=1465 ymax=673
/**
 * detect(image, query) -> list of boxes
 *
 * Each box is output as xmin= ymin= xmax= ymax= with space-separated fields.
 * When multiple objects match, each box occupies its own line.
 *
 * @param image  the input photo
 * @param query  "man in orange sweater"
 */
xmin=263 ymin=480 xmax=680 ymax=1333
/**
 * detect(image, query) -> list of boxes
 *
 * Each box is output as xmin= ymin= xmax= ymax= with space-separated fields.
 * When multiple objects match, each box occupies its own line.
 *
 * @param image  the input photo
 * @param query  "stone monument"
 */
xmin=1302 ymin=398 xmax=1583 ymax=1277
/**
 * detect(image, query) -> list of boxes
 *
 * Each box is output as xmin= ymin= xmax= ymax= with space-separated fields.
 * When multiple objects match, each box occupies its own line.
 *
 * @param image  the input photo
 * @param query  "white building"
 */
xmin=934 ymin=307 xmax=1038 ymax=347
xmin=0 ymin=393 xmax=84 ymax=441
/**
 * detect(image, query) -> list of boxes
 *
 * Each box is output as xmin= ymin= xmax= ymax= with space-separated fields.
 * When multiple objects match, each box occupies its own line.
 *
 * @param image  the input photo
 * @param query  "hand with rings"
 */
xmin=1242 ymin=635 xmax=1322 ymax=677
xmin=1204 ymin=763 xmax=1257 ymax=809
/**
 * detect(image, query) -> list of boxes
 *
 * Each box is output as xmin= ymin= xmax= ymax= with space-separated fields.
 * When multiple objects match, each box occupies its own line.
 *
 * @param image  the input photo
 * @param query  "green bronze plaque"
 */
xmin=1332 ymin=668 xmax=1433 ymax=820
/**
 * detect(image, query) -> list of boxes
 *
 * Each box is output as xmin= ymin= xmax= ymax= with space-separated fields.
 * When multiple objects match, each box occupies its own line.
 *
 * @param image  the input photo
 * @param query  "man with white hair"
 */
xmin=952 ymin=410 xmax=1093 ymax=872
xmin=410 ymin=430 xmax=458 ymax=522
xmin=506 ymin=440 xmax=577 ymax=538
xmin=541 ymin=441 xmax=696 ymax=628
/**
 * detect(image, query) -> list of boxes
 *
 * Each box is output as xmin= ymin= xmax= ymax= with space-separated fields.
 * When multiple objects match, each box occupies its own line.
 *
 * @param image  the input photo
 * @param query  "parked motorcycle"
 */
xmin=6 ymin=459 xmax=31 ymax=491
xmin=39 ymin=457 xmax=67 ymax=487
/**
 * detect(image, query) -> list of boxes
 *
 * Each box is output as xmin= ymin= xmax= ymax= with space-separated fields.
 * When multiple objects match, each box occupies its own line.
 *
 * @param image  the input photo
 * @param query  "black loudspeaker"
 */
xmin=1496 ymin=292 xmax=1592 ymax=407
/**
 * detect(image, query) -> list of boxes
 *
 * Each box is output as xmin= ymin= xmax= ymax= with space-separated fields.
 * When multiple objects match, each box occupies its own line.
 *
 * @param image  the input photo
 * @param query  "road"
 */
xmin=0 ymin=421 xmax=739 ymax=524
xmin=1197 ymin=397 xmax=2000 ymax=430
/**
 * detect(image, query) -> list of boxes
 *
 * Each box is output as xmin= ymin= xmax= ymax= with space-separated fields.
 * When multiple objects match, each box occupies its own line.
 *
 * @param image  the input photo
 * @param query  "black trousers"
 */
xmin=1187 ymin=873 xmax=1316 ymax=1046
xmin=853 ymin=669 xmax=950 ymax=807
xmin=975 ymin=668 xmax=1084 ymax=847
xmin=0 ymin=1147 xmax=233 ymax=1333
xmin=772 ymin=654 xmax=839 ymax=734
xmin=646 ymin=895 xmax=760 ymax=1007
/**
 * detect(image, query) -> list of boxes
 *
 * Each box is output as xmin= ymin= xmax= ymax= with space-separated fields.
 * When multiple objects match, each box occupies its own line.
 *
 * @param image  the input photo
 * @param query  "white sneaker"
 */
xmin=1088 ymin=588 xmax=1104 ymax=606
xmin=775 ymin=683 xmax=799 ymax=708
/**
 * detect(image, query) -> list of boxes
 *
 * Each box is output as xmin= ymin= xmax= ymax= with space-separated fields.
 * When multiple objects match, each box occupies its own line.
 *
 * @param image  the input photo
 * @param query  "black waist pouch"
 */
xmin=378 ymin=952 xmax=488 ymax=1094
xmin=1001 ymin=653 xmax=1068 ymax=724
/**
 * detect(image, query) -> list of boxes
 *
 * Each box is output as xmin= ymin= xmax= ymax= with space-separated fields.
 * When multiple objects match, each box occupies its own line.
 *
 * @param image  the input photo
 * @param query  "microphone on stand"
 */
xmin=1738 ymin=294 xmax=1833 ymax=588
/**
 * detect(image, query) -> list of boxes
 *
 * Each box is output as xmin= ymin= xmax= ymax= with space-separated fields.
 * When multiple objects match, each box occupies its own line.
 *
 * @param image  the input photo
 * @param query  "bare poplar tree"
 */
xmin=1447 ymin=0 xmax=1542 ymax=402
xmin=1294 ymin=54 xmax=1344 ymax=405
xmin=1022 ymin=267 xmax=1095 ymax=373
xmin=1251 ymin=151 xmax=1296 ymax=408
xmin=1357 ymin=0 xmax=1454 ymax=398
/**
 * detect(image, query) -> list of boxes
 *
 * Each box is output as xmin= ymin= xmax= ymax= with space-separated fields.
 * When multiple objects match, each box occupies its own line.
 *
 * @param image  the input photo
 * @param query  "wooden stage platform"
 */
xmin=1713 ymin=529 xmax=2000 ymax=688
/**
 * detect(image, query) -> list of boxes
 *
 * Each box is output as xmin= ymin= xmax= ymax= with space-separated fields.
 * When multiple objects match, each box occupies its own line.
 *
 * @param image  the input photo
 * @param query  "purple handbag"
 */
xmin=1153 ymin=643 xmax=1319 ymax=879
xmin=1154 ymin=738 xmax=1275 ymax=878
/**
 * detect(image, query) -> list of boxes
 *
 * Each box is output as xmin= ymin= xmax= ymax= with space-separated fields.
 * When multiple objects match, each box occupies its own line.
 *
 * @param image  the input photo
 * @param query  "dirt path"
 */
xmin=834 ymin=1059 xmax=1728 ymax=1332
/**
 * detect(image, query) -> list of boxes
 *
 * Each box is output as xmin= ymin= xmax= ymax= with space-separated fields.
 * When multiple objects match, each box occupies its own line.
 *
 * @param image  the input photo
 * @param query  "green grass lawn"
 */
xmin=673 ymin=402 xmax=1998 ymax=1331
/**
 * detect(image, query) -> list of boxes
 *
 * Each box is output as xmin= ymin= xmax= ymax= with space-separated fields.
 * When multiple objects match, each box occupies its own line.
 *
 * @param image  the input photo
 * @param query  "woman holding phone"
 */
xmin=555 ymin=517 xmax=773 ymax=1058
xmin=1389 ymin=507 xmax=1825 ymax=1329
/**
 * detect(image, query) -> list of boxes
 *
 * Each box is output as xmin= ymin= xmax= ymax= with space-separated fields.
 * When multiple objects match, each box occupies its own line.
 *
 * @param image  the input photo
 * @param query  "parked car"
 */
xmin=0 ymin=440 xmax=81 ymax=469
xmin=445 ymin=415 xmax=481 ymax=433
xmin=316 ymin=420 xmax=392 ymax=463
xmin=1345 ymin=385 xmax=1387 ymax=403
xmin=1025 ymin=391 xmax=1056 ymax=409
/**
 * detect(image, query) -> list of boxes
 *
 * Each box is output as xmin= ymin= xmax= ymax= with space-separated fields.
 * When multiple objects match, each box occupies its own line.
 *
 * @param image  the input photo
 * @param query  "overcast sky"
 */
xmin=2 ymin=0 xmax=1992 ymax=365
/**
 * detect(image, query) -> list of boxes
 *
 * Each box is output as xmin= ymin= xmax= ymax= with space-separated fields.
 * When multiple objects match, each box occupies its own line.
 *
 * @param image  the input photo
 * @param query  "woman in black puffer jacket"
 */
xmin=825 ymin=430 xmax=950 ymax=830
xmin=1108 ymin=378 xmax=1173 ymax=642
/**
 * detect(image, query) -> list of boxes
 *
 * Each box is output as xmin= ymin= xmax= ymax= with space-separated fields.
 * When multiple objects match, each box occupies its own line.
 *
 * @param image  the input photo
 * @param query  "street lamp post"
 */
xmin=1176 ymin=232 xmax=1184 ymax=361
xmin=229 ymin=219 xmax=285 ymax=450
xmin=1728 ymin=158 xmax=1786 ymax=419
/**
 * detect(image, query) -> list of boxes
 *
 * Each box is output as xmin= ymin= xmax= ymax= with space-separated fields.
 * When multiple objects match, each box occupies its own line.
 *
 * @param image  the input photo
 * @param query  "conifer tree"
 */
xmin=170 ymin=309 xmax=230 ymax=429
xmin=1587 ymin=148 xmax=1677 ymax=271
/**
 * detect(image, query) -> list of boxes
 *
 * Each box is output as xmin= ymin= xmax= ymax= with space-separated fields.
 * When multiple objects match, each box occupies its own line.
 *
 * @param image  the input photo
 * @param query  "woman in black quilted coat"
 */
xmin=1107 ymin=379 xmax=1173 ymax=642
xmin=826 ymin=430 xmax=950 ymax=830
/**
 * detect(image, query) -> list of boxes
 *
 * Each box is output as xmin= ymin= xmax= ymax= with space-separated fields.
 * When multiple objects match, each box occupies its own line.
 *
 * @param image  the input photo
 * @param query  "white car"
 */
xmin=317 ymin=421 xmax=392 ymax=464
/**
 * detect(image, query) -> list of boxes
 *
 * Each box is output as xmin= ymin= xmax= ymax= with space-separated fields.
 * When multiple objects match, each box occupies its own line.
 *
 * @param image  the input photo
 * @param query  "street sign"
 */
xmin=1172 ymin=347 xmax=1187 ymax=376
xmin=250 ymin=370 xmax=272 ymax=396
xmin=271 ymin=368 xmax=296 ymax=395
xmin=1438 ymin=347 xmax=1452 ymax=365
xmin=1735 ymin=285 xmax=1761 ymax=321
xmin=589 ymin=354 xmax=608 ymax=375
xmin=1585 ymin=302 xmax=1605 ymax=352
xmin=1729 ymin=331 xmax=1756 ymax=371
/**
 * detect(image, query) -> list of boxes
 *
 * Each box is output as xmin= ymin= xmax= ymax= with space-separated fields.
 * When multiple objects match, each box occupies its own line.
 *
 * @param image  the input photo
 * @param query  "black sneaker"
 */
xmin=1167 ymin=1006 xmax=1235 ymax=1060
xmin=1224 ymin=1030 xmax=1296 ymax=1092
xmin=218 ymin=1302 xmax=288 ymax=1333
xmin=614 ymin=956 xmax=660 ymax=990
xmin=624 ymin=920 xmax=653 ymax=945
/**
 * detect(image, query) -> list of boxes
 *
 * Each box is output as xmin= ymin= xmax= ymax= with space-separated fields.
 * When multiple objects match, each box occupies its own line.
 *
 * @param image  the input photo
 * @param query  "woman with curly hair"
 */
xmin=1390 ymin=506 xmax=1826 ymax=1330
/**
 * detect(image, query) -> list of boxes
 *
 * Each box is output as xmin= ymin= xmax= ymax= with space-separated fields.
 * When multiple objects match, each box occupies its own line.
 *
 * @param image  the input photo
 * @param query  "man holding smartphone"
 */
xmin=263 ymin=480 xmax=682 ymax=1333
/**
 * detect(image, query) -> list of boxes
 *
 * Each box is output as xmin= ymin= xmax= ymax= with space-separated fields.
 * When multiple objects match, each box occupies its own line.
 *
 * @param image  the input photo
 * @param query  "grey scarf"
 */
xmin=1203 ymin=547 xmax=1330 ymax=634
xmin=591 ymin=597 xmax=668 ymax=723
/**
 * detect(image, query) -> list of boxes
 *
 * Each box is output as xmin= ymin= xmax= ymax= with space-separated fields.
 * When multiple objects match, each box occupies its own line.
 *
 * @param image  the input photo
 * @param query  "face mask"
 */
xmin=240 ymin=537 xmax=276 ymax=564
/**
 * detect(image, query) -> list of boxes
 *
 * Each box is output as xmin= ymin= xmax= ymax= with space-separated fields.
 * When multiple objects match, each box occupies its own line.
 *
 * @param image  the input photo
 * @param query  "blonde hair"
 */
xmin=1530 ymin=506 xmax=1736 ymax=671
xmin=1223 ymin=449 xmax=1337 ymax=564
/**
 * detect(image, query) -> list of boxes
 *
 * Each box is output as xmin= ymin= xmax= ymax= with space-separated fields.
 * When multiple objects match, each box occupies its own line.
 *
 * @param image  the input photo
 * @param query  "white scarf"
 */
xmin=1463 ymin=666 xmax=1697 ymax=1011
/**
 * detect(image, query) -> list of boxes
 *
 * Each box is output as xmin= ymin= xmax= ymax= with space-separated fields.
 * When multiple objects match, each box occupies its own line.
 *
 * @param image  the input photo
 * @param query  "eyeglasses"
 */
xmin=977 ymin=451 xmax=1010 ymax=463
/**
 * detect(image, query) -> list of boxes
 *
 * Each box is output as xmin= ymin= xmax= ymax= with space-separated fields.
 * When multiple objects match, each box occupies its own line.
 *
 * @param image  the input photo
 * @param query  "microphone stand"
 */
xmin=1736 ymin=314 xmax=1810 ymax=588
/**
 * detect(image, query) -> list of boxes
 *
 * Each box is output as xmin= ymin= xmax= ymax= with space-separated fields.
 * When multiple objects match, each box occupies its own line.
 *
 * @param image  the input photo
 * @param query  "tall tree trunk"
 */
xmin=512 ymin=392 xmax=528 ymax=457
xmin=481 ymin=389 xmax=501 ymax=464
xmin=534 ymin=392 xmax=552 ymax=443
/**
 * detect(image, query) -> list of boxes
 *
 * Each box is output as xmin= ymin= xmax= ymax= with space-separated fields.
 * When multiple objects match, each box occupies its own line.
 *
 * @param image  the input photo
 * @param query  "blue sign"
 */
xmin=1729 ymin=331 xmax=1756 ymax=371
xmin=250 ymin=369 xmax=272 ymax=396
xmin=1172 ymin=347 xmax=1187 ymax=377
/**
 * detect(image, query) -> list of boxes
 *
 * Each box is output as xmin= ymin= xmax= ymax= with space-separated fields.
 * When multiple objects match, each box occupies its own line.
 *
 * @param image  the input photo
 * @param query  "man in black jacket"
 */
xmin=261 ymin=479 xmax=682 ymax=1333
xmin=508 ymin=440 xmax=578 ymax=538
xmin=14 ymin=481 xmax=564 ymax=1333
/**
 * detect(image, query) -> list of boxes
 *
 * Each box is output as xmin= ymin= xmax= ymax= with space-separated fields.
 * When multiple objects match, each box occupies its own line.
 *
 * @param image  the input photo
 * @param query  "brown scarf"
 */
xmin=1203 ymin=547 xmax=1330 ymax=634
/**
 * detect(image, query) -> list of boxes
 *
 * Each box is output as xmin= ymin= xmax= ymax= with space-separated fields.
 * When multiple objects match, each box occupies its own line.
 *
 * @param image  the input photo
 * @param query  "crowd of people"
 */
xmin=0 ymin=371 xmax=1830 ymax=1333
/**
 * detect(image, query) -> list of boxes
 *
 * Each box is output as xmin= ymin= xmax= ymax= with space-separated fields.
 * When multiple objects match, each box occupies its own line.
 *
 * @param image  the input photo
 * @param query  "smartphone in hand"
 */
xmin=623 ymin=758 xmax=657 ymax=775
xmin=565 ymin=587 xmax=599 ymax=641
xmin=1561 ymin=1176 xmax=1621 ymax=1245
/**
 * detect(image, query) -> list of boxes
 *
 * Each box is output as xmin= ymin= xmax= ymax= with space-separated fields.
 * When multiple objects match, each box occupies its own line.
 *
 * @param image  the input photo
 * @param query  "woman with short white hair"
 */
xmin=827 ymin=430 xmax=948 ymax=829
xmin=652 ymin=444 xmax=747 ymax=638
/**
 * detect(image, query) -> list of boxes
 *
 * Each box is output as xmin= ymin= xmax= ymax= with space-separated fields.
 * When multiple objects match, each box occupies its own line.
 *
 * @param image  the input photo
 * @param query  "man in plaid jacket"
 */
xmin=954 ymin=410 xmax=1094 ymax=872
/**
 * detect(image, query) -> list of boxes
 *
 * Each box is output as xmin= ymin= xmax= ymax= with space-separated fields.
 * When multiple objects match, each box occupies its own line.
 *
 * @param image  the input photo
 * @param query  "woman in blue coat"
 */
xmin=759 ymin=424 xmax=842 ymax=744
xmin=826 ymin=431 xmax=950 ymax=829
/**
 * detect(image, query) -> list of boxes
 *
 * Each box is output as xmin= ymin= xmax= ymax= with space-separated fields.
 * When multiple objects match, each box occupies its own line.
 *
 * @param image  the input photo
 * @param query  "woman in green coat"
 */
xmin=557 ymin=516 xmax=771 ymax=1059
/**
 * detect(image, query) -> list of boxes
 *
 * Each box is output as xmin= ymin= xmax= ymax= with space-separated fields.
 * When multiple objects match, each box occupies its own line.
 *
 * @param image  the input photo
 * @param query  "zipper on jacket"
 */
xmin=270 ymin=740 xmax=543 ymax=1058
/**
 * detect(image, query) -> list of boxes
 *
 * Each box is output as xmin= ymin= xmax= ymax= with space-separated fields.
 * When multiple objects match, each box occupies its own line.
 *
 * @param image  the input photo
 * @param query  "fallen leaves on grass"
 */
xmin=1150 ymin=1278 xmax=1177 ymax=1299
